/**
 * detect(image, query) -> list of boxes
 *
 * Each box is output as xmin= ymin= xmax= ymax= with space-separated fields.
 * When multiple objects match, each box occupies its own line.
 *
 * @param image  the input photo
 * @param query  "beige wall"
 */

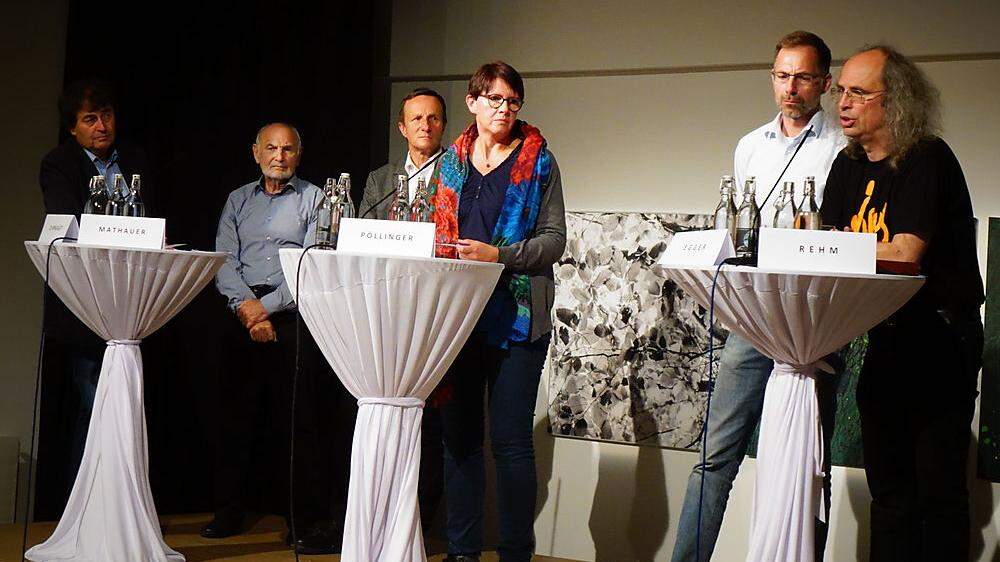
xmin=388 ymin=1 xmax=1000 ymax=560
xmin=2 ymin=0 xmax=68 ymax=522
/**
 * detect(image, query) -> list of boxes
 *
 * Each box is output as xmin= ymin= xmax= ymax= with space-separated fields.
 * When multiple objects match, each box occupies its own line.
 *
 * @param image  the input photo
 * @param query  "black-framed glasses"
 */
xmin=830 ymin=86 xmax=886 ymax=105
xmin=770 ymin=70 xmax=824 ymax=85
xmin=480 ymin=94 xmax=523 ymax=112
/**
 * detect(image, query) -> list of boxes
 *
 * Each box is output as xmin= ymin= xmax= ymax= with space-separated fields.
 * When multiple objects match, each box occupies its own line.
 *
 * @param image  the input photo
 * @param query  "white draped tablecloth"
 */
xmin=24 ymin=241 xmax=226 ymax=562
xmin=279 ymin=249 xmax=503 ymax=562
xmin=664 ymin=265 xmax=923 ymax=562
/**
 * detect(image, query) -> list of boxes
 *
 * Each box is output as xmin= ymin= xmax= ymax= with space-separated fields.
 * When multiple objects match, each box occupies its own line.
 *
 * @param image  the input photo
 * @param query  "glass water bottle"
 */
xmin=772 ymin=181 xmax=797 ymax=228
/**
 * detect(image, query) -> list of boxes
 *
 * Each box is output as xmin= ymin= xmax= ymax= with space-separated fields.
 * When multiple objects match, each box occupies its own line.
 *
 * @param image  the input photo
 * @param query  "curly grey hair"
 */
xmin=844 ymin=45 xmax=940 ymax=169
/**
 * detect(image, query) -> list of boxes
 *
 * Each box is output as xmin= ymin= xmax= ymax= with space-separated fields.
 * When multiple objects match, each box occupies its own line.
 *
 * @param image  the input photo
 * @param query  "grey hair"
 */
xmin=254 ymin=122 xmax=303 ymax=149
xmin=844 ymin=44 xmax=940 ymax=169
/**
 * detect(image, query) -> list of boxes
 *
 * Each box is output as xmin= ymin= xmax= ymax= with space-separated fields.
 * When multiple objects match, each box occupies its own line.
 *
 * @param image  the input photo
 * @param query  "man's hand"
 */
xmin=237 ymin=299 xmax=269 ymax=329
xmin=249 ymin=320 xmax=277 ymax=343
xmin=456 ymin=239 xmax=499 ymax=263
xmin=876 ymin=233 xmax=927 ymax=264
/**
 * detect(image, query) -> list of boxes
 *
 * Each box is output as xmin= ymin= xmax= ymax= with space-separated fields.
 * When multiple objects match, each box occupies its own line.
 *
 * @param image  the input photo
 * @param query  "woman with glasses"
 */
xmin=430 ymin=60 xmax=566 ymax=562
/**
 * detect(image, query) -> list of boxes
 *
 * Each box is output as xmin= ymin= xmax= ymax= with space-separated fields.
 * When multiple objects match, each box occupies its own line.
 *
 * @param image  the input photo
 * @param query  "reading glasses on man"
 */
xmin=830 ymin=86 xmax=886 ymax=105
xmin=770 ymin=71 xmax=823 ymax=85
xmin=481 ymin=94 xmax=523 ymax=112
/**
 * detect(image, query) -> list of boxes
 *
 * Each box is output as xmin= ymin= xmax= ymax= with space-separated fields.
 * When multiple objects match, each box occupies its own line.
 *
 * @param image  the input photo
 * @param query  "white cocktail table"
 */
xmin=24 ymin=241 xmax=225 ymax=562
xmin=664 ymin=265 xmax=923 ymax=562
xmin=279 ymin=249 xmax=503 ymax=562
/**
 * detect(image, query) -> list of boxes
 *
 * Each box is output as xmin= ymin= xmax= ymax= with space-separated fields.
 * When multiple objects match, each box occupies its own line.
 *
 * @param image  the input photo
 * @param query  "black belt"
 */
xmin=249 ymin=284 xmax=277 ymax=299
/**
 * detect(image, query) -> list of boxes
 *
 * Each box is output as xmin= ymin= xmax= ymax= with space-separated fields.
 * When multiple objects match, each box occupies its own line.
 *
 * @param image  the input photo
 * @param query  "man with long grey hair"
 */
xmin=821 ymin=46 xmax=984 ymax=561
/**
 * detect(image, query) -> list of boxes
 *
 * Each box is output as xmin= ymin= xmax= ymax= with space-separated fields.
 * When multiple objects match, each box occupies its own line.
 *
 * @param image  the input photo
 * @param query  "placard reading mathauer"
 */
xmin=77 ymin=215 xmax=166 ymax=250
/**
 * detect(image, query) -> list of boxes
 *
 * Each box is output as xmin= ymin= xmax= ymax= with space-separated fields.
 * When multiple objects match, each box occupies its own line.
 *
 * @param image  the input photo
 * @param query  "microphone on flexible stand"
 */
xmin=360 ymin=150 xmax=444 ymax=219
xmin=360 ymin=189 xmax=398 ymax=220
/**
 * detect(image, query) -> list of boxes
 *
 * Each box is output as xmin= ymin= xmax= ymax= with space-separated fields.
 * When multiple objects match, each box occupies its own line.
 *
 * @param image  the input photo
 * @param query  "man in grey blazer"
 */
xmin=361 ymin=88 xmax=447 ymax=219
xmin=360 ymin=87 xmax=449 ymax=535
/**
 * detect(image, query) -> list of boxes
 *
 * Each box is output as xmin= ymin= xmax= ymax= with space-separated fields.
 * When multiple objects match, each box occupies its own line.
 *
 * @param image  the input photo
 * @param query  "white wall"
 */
xmin=2 ymin=0 xmax=68 ymax=522
xmin=388 ymin=1 xmax=1000 ymax=560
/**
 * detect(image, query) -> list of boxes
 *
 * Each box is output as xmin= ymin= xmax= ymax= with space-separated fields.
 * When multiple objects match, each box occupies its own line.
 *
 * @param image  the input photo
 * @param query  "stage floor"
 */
xmin=1 ymin=513 xmax=579 ymax=561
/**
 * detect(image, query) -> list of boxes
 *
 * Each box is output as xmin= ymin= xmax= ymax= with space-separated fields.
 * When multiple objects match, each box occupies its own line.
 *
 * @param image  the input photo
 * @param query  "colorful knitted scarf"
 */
xmin=430 ymin=120 xmax=551 ymax=345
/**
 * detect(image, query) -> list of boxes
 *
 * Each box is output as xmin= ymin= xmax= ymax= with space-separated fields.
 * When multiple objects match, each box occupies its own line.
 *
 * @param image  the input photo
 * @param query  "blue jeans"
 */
xmin=439 ymin=332 xmax=550 ymax=562
xmin=672 ymin=333 xmax=837 ymax=562
xmin=671 ymin=333 xmax=771 ymax=562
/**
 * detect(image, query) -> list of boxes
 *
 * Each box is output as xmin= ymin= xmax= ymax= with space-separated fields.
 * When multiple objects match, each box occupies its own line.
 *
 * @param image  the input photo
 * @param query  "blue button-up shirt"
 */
xmin=215 ymin=176 xmax=322 ymax=314
xmin=84 ymin=148 xmax=123 ymax=184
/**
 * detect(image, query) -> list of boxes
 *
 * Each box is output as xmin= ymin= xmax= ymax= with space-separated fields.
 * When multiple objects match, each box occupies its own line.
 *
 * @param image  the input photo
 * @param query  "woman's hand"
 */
xmin=457 ymin=239 xmax=499 ymax=262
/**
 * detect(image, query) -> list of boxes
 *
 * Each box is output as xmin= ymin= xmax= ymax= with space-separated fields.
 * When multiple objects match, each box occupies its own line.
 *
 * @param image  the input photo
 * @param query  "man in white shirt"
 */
xmin=672 ymin=30 xmax=846 ymax=562
xmin=361 ymin=88 xmax=447 ymax=218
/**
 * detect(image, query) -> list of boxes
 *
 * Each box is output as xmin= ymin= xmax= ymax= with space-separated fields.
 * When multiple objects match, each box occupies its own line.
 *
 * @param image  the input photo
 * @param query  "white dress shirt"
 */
xmin=733 ymin=110 xmax=846 ymax=216
xmin=403 ymin=148 xmax=443 ymax=202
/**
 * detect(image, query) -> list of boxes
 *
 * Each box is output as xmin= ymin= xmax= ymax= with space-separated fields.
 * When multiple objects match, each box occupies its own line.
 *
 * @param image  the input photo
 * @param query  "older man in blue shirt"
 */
xmin=206 ymin=123 xmax=354 ymax=555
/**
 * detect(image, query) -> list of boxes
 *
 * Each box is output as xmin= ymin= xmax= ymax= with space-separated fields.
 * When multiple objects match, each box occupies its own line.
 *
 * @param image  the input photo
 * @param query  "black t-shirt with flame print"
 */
xmin=820 ymin=137 xmax=984 ymax=313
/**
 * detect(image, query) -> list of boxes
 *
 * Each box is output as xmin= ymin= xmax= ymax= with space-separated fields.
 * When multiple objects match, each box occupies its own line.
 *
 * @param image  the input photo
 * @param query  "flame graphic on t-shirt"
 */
xmin=849 ymin=180 xmax=890 ymax=242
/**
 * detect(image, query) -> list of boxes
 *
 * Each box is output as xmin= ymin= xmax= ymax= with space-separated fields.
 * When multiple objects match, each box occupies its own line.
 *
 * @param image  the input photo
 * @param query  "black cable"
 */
xmin=695 ymin=256 xmax=740 ymax=562
xmin=288 ymin=242 xmax=332 ymax=561
xmin=360 ymin=150 xmax=444 ymax=219
xmin=757 ymin=125 xmax=813 ymax=210
xmin=22 ymin=236 xmax=77 ymax=561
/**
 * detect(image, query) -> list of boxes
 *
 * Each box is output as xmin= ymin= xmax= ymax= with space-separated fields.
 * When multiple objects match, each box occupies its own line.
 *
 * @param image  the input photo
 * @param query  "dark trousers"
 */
xmin=439 ymin=332 xmax=550 ymax=562
xmin=420 ymin=403 xmax=444 ymax=531
xmin=214 ymin=310 xmax=354 ymax=528
xmin=859 ymin=307 xmax=983 ymax=562
xmin=67 ymin=342 xmax=104 ymax=496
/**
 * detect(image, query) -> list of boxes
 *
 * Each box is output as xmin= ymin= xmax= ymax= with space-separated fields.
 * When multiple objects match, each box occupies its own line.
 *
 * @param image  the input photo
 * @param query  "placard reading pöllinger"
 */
xmin=758 ymin=228 xmax=876 ymax=274
xmin=337 ymin=217 xmax=435 ymax=258
xmin=77 ymin=214 xmax=166 ymax=250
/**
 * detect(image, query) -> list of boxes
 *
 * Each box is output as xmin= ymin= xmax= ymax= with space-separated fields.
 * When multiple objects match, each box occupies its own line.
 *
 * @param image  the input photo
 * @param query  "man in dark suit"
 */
xmin=40 ymin=79 xmax=153 ymax=217
xmin=36 ymin=78 xmax=155 ymax=517
xmin=361 ymin=88 xmax=447 ymax=219
xmin=360 ymin=87 xmax=448 ymax=538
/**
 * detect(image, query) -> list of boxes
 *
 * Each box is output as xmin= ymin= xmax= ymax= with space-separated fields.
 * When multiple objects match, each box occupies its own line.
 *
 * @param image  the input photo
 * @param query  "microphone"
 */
xmin=361 ymin=150 xmax=444 ymax=219
xmin=758 ymin=125 xmax=813 ymax=210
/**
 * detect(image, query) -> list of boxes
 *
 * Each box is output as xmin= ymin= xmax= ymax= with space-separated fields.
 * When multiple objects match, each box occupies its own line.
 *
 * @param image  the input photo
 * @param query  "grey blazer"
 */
xmin=359 ymin=151 xmax=567 ymax=342
xmin=360 ymin=156 xmax=408 ymax=220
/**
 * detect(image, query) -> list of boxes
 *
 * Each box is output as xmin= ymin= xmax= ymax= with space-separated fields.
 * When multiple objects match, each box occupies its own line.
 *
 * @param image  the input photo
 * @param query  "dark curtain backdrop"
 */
xmin=34 ymin=0 xmax=391 ymax=519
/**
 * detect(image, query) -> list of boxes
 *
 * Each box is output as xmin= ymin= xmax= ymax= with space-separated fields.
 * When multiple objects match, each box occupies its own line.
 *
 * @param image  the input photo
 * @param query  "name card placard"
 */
xmin=77 ymin=215 xmax=166 ymax=250
xmin=658 ymin=229 xmax=735 ymax=268
xmin=758 ymin=228 xmax=876 ymax=274
xmin=38 ymin=214 xmax=79 ymax=244
xmin=337 ymin=217 xmax=435 ymax=258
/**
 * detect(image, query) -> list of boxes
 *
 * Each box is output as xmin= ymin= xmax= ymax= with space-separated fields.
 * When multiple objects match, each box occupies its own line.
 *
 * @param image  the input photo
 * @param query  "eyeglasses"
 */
xmin=480 ymin=94 xmax=523 ymax=112
xmin=770 ymin=71 xmax=824 ymax=85
xmin=830 ymin=86 xmax=886 ymax=105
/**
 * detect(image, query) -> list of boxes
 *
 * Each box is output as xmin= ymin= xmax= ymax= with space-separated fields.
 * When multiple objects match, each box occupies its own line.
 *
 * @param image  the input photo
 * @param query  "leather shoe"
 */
xmin=200 ymin=510 xmax=244 ymax=539
xmin=295 ymin=521 xmax=343 ymax=555
xmin=443 ymin=556 xmax=480 ymax=562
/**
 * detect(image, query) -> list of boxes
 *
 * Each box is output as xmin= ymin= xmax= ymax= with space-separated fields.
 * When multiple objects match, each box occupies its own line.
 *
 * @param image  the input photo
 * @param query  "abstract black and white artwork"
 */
xmin=546 ymin=211 xmax=723 ymax=449
xmin=546 ymin=211 xmax=867 ymax=469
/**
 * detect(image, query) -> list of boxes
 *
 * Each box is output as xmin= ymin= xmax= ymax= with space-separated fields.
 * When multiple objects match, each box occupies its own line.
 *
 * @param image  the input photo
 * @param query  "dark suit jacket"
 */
xmin=40 ymin=140 xmax=154 ymax=217
xmin=360 ymin=156 xmax=408 ymax=220
xmin=39 ymin=140 xmax=155 ymax=342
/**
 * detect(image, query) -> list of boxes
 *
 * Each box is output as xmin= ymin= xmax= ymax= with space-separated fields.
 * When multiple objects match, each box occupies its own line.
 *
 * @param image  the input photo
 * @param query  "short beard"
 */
xmin=781 ymin=98 xmax=821 ymax=121
xmin=263 ymin=169 xmax=294 ymax=181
